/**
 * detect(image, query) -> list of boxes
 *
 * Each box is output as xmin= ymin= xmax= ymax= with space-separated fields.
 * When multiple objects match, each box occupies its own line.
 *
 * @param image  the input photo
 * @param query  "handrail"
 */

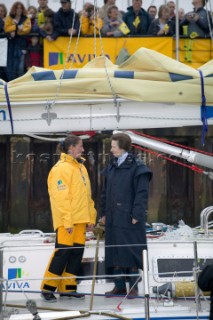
xmin=200 ymin=206 xmax=213 ymax=234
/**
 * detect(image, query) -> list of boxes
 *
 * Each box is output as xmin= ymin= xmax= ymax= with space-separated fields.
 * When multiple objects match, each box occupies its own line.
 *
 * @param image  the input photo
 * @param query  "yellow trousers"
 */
xmin=41 ymin=223 xmax=86 ymax=293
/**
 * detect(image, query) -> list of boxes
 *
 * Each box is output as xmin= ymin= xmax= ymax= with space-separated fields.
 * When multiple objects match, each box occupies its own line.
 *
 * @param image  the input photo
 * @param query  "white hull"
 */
xmin=1 ymin=230 xmax=212 ymax=319
xmin=0 ymin=100 xmax=212 ymax=134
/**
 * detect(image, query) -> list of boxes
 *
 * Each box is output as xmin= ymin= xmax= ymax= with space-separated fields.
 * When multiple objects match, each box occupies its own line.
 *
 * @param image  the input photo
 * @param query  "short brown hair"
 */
xmin=111 ymin=133 xmax=131 ymax=151
xmin=57 ymin=135 xmax=81 ymax=154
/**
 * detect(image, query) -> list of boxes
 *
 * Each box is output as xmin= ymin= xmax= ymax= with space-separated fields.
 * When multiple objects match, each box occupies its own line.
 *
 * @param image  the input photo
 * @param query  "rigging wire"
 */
xmin=49 ymin=0 xmax=83 ymax=108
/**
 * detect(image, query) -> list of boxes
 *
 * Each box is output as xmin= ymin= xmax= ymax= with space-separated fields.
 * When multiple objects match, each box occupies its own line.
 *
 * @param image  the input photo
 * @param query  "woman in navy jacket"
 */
xmin=100 ymin=133 xmax=152 ymax=298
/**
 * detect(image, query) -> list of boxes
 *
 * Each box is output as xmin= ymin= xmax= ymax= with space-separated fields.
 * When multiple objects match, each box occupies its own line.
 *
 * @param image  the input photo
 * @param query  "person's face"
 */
xmin=38 ymin=0 xmax=48 ymax=9
xmin=60 ymin=0 xmax=71 ymax=11
xmin=111 ymin=140 xmax=125 ymax=158
xmin=68 ymin=140 xmax=84 ymax=159
xmin=31 ymin=36 xmax=39 ymax=46
xmin=28 ymin=8 xmax=37 ymax=19
xmin=168 ymin=2 xmax=175 ymax=14
xmin=16 ymin=5 xmax=23 ymax=16
xmin=161 ymin=8 xmax=169 ymax=20
xmin=148 ymin=8 xmax=157 ymax=18
xmin=109 ymin=8 xmax=118 ymax=19
xmin=178 ymin=8 xmax=185 ymax=20
xmin=132 ymin=0 xmax=142 ymax=12
xmin=192 ymin=0 xmax=203 ymax=8
xmin=0 ymin=6 xmax=6 ymax=19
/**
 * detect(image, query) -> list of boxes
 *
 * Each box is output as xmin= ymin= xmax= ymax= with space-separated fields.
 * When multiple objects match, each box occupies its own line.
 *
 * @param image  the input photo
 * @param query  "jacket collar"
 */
xmin=60 ymin=153 xmax=85 ymax=164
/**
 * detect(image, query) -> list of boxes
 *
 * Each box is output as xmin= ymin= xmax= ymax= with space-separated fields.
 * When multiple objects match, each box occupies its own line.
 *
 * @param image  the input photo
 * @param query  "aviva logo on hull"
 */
xmin=2 ymin=268 xmax=30 ymax=290
xmin=8 ymin=268 xmax=22 ymax=280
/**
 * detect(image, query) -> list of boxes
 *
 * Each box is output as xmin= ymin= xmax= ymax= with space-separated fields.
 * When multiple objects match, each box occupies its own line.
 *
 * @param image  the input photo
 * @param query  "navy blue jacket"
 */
xmin=123 ymin=6 xmax=151 ymax=35
xmin=101 ymin=154 xmax=152 ymax=226
xmin=101 ymin=154 xmax=152 ymax=269
xmin=53 ymin=8 xmax=80 ymax=37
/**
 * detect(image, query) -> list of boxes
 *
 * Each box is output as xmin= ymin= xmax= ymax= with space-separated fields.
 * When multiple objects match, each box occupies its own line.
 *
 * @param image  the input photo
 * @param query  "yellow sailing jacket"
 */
xmin=4 ymin=15 xmax=31 ymax=35
xmin=48 ymin=153 xmax=96 ymax=230
xmin=80 ymin=15 xmax=103 ymax=36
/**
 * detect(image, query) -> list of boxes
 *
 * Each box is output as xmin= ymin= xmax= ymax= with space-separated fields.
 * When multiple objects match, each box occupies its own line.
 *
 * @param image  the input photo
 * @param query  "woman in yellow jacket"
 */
xmin=4 ymin=1 xmax=31 ymax=80
xmin=41 ymin=135 xmax=96 ymax=302
xmin=80 ymin=4 xmax=103 ymax=36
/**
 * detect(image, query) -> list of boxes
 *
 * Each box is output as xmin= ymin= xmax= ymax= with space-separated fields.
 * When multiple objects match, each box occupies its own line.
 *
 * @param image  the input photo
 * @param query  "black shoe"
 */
xmin=60 ymin=292 xmax=85 ymax=300
xmin=41 ymin=291 xmax=57 ymax=303
xmin=105 ymin=287 xmax=127 ymax=298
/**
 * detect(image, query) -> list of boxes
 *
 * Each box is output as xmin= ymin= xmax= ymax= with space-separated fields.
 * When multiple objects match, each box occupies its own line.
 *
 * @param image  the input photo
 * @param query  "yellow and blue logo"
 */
xmin=49 ymin=52 xmax=64 ymax=66
xmin=8 ymin=268 xmax=22 ymax=280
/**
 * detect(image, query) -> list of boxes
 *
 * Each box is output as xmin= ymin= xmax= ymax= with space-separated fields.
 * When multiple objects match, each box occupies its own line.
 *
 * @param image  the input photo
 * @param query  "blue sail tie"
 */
xmin=198 ymin=70 xmax=208 ymax=146
xmin=4 ymin=83 xmax=14 ymax=134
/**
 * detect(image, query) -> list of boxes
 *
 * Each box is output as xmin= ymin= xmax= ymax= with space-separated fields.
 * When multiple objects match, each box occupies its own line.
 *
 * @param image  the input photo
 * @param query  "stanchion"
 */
xmin=143 ymin=250 xmax=150 ymax=320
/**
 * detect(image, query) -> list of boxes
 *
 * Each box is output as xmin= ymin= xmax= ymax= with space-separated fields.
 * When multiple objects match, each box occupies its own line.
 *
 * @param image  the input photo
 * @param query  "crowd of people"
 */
xmin=0 ymin=0 xmax=212 ymax=80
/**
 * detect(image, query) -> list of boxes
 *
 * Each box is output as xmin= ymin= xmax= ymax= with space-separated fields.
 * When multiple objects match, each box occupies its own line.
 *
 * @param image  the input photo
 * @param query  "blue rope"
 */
xmin=198 ymin=70 xmax=208 ymax=146
xmin=0 ymin=110 xmax=6 ymax=120
xmin=4 ymin=83 xmax=14 ymax=134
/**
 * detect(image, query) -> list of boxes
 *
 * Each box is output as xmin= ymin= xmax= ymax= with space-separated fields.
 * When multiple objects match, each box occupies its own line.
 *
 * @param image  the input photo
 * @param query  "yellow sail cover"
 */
xmin=0 ymin=47 xmax=213 ymax=105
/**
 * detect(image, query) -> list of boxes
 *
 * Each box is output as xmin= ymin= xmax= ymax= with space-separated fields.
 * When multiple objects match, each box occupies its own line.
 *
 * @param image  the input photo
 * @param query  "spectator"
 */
xmin=39 ymin=8 xmax=57 ymax=41
xmin=147 ymin=5 xmax=157 ymax=21
xmin=178 ymin=8 xmax=185 ymax=21
xmin=123 ymin=0 xmax=151 ymax=35
xmin=80 ymin=3 xmax=103 ymax=36
xmin=102 ymin=5 xmax=129 ymax=37
xmin=0 ymin=3 xmax=7 ymax=33
xmin=148 ymin=4 xmax=175 ymax=36
xmin=167 ymin=1 xmax=176 ymax=21
xmin=180 ymin=0 xmax=212 ymax=37
xmin=100 ymin=133 xmax=152 ymax=298
xmin=0 ymin=4 xmax=7 ymax=81
xmin=37 ymin=0 xmax=49 ymax=29
xmin=99 ymin=0 xmax=116 ymax=20
xmin=26 ymin=35 xmax=42 ymax=68
xmin=27 ymin=6 xmax=39 ymax=33
xmin=54 ymin=0 xmax=80 ymax=38
xmin=4 ymin=1 xmax=31 ymax=80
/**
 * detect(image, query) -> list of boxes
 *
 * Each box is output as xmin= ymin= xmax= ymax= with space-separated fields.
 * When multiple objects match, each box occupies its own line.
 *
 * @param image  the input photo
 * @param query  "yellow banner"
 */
xmin=44 ymin=37 xmax=213 ymax=70
xmin=44 ymin=37 xmax=173 ymax=69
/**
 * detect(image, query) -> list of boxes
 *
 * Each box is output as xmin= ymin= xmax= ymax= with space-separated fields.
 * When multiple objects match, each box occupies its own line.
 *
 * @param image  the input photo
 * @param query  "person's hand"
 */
xmin=157 ymin=28 xmax=165 ymax=36
xmin=82 ymin=10 xmax=88 ymax=17
xmin=87 ymin=224 xmax=95 ymax=232
xmin=106 ymin=31 xmax=113 ymax=36
xmin=186 ymin=14 xmax=194 ymax=22
xmin=46 ymin=35 xmax=54 ymax=41
xmin=193 ymin=13 xmax=199 ymax=22
xmin=68 ymin=28 xmax=77 ymax=36
xmin=66 ymin=227 xmax=73 ymax=234
xmin=99 ymin=216 xmax=106 ymax=225
xmin=18 ymin=24 xmax=23 ymax=31
xmin=110 ymin=21 xmax=119 ymax=26
xmin=132 ymin=218 xmax=138 ymax=224
xmin=10 ymin=32 xmax=15 ymax=38
xmin=13 ymin=19 xmax=18 ymax=25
